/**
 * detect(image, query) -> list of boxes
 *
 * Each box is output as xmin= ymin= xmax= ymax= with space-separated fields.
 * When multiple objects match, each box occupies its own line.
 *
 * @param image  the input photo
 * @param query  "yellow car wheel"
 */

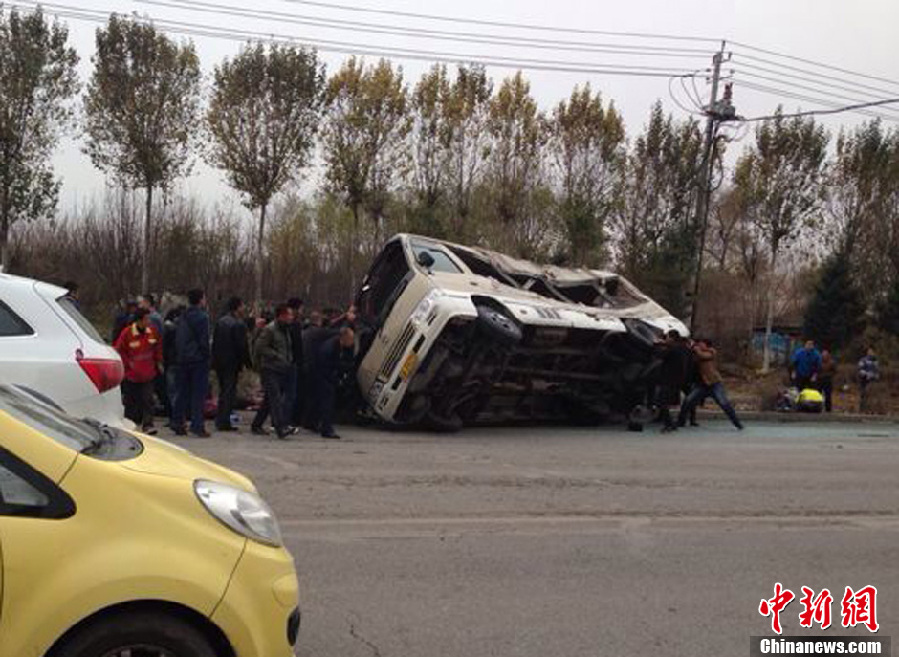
xmin=53 ymin=612 xmax=218 ymax=657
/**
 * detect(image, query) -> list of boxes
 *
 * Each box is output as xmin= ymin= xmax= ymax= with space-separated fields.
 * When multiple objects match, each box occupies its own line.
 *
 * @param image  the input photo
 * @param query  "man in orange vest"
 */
xmin=115 ymin=307 xmax=163 ymax=434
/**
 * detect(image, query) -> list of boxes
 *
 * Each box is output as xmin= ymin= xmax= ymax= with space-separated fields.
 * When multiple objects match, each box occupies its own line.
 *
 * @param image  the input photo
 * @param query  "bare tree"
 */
xmin=485 ymin=72 xmax=546 ymax=254
xmin=83 ymin=15 xmax=200 ymax=294
xmin=548 ymin=83 xmax=624 ymax=266
xmin=444 ymin=65 xmax=492 ymax=239
xmin=409 ymin=63 xmax=450 ymax=234
xmin=734 ymin=110 xmax=828 ymax=371
xmin=206 ymin=42 xmax=324 ymax=306
xmin=321 ymin=57 xmax=409 ymax=289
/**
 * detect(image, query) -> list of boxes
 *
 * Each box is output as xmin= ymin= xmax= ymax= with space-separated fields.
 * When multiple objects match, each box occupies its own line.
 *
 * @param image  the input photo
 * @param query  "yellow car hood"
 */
xmin=120 ymin=434 xmax=255 ymax=492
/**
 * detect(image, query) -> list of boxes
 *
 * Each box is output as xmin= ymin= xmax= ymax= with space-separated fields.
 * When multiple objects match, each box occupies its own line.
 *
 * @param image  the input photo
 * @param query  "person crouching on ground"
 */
xmin=251 ymin=303 xmax=298 ymax=439
xmin=114 ymin=307 xmax=163 ymax=435
xmin=677 ymin=339 xmax=744 ymax=430
xmin=310 ymin=326 xmax=355 ymax=440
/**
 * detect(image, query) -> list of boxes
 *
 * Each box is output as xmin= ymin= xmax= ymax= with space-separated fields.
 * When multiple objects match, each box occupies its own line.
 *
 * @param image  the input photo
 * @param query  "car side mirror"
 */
xmin=417 ymin=251 xmax=435 ymax=271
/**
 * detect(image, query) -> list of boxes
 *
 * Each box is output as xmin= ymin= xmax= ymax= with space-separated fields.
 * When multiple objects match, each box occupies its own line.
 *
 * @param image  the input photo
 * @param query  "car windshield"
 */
xmin=0 ymin=385 xmax=98 ymax=452
xmin=448 ymin=247 xmax=517 ymax=286
xmin=411 ymin=242 xmax=462 ymax=274
xmin=0 ymin=385 xmax=140 ymax=460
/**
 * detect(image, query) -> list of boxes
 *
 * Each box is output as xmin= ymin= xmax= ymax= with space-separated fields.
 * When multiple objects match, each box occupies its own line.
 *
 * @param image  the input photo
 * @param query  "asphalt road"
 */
xmin=174 ymin=418 xmax=899 ymax=657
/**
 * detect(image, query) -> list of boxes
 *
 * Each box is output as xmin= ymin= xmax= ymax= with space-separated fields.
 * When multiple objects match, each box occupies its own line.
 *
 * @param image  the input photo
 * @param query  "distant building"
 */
xmin=751 ymin=322 xmax=803 ymax=367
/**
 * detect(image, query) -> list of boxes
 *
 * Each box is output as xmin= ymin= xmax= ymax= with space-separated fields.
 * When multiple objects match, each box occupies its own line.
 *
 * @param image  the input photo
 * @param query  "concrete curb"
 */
xmin=697 ymin=409 xmax=899 ymax=424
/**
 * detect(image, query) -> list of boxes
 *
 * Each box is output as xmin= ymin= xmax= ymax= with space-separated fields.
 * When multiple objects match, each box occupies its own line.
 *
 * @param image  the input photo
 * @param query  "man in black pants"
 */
xmin=171 ymin=289 xmax=211 ymax=438
xmin=212 ymin=296 xmax=250 ymax=431
xmin=654 ymin=330 xmax=692 ymax=433
xmin=309 ymin=326 xmax=355 ymax=439
xmin=286 ymin=297 xmax=306 ymax=428
xmin=251 ymin=304 xmax=298 ymax=439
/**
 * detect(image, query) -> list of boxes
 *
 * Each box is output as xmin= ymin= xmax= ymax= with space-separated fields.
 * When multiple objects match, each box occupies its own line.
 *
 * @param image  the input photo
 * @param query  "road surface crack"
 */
xmin=348 ymin=618 xmax=383 ymax=657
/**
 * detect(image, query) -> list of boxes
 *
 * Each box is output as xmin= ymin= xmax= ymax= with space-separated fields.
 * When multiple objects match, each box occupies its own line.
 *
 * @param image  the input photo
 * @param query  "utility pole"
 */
xmin=689 ymin=40 xmax=733 ymax=335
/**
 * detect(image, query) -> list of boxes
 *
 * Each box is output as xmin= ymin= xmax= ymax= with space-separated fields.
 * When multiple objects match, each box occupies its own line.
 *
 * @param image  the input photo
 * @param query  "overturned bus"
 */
xmin=354 ymin=234 xmax=687 ymax=430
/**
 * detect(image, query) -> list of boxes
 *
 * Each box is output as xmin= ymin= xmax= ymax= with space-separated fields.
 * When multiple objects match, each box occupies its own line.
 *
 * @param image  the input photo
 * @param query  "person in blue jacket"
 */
xmin=790 ymin=340 xmax=822 ymax=391
xmin=171 ymin=288 xmax=211 ymax=437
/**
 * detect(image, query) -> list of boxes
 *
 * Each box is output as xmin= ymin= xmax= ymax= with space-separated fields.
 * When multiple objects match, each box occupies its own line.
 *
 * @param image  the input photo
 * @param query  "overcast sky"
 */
xmin=33 ymin=0 xmax=899 ymax=216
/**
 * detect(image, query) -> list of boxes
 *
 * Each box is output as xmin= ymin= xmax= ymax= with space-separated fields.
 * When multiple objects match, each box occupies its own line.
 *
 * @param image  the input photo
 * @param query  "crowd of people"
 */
xmin=82 ymin=280 xmax=888 ymax=434
xmin=110 ymin=290 xmax=358 ymax=440
xmin=651 ymin=331 xmax=744 ymax=433
xmin=788 ymin=340 xmax=881 ymax=413
xmin=650 ymin=332 xmax=886 ymax=428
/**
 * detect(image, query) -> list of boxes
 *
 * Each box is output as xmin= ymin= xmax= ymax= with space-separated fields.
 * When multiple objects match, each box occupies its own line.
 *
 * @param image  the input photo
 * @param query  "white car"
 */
xmin=0 ymin=273 xmax=125 ymax=426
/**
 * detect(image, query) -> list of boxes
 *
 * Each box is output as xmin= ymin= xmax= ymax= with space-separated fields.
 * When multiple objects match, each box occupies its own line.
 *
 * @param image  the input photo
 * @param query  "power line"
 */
xmin=11 ymin=1 xmax=700 ymax=77
xmin=137 ymin=0 xmax=713 ymax=59
xmin=668 ymin=74 xmax=704 ymax=116
xmin=731 ymin=55 xmax=899 ymax=99
xmin=730 ymin=40 xmax=899 ymax=90
xmin=737 ymin=97 xmax=899 ymax=123
xmin=689 ymin=74 xmax=705 ymax=108
xmin=733 ymin=55 xmax=896 ymax=99
xmin=271 ymin=0 xmax=720 ymax=43
xmin=732 ymin=79 xmax=899 ymax=122
xmin=14 ymin=0 xmax=898 ymax=125
xmin=732 ymin=69 xmax=899 ymax=116
xmin=735 ymin=80 xmax=896 ymax=121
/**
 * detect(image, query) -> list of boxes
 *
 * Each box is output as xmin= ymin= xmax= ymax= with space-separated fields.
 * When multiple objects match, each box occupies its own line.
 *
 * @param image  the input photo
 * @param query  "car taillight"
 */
xmin=76 ymin=348 xmax=124 ymax=393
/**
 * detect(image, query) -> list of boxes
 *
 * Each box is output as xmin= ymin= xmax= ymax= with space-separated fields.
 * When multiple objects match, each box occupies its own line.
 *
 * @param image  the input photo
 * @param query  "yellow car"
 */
xmin=0 ymin=384 xmax=300 ymax=657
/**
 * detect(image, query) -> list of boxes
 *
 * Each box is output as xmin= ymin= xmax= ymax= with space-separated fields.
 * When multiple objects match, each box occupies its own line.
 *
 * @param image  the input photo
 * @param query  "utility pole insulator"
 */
xmin=712 ymin=83 xmax=737 ymax=121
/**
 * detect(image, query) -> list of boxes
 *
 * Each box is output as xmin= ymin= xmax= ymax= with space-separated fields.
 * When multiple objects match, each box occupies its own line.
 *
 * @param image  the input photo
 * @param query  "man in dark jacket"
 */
xmin=819 ymin=349 xmax=837 ymax=412
xmin=172 ymin=289 xmax=211 ymax=437
xmin=212 ymin=296 xmax=250 ymax=432
xmin=286 ymin=298 xmax=306 ymax=427
xmin=162 ymin=306 xmax=184 ymax=426
xmin=302 ymin=322 xmax=336 ymax=431
xmin=309 ymin=326 xmax=355 ymax=439
xmin=654 ymin=330 xmax=692 ymax=433
xmin=251 ymin=304 xmax=298 ymax=439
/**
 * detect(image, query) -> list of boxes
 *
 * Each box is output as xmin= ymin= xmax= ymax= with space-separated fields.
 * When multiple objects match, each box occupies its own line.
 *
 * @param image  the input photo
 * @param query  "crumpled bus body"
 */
xmin=355 ymin=234 xmax=687 ymax=430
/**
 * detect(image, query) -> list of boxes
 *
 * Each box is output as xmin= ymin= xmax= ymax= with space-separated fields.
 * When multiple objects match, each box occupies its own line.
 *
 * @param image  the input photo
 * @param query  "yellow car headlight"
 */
xmin=194 ymin=479 xmax=283 ymax=547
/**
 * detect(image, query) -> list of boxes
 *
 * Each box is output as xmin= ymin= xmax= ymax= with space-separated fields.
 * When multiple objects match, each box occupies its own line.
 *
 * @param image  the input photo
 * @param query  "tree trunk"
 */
xmin=255 ymin=202 xmax=267 ymax=309
xmin=0 ymin=217 xmax=9 ymax=273
xmin=762 ymin=242 xmax=779 ymax=374
xmin=142 ymin=185 xmax=153 ymax=295
xmin=349 ymin=203 xmax=360 ymax=298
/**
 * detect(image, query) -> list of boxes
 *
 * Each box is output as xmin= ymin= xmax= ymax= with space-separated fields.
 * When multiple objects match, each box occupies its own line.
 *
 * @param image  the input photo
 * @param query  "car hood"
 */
xmin=120 ymin=433 xmax=255 ymax=492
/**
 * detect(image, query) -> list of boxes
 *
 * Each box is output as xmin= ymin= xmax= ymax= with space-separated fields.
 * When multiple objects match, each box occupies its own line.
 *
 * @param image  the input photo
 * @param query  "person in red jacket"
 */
xmin=114 ymin=307 xmax=163 ymax=434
